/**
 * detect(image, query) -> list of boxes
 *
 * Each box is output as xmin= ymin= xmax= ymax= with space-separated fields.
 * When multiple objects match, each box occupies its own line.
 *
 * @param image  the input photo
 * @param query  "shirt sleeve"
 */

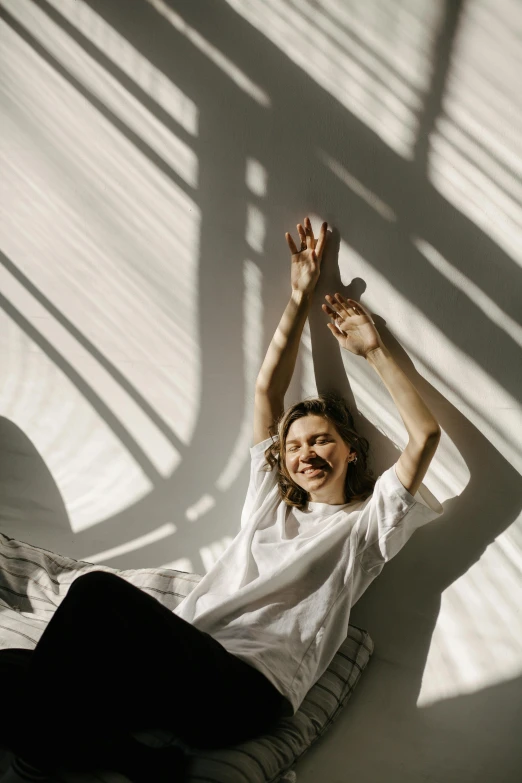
xmin=356 ymin=462 xmax=444 ymax=572
xmin=240 ymin=436 xmax=279 ymax=529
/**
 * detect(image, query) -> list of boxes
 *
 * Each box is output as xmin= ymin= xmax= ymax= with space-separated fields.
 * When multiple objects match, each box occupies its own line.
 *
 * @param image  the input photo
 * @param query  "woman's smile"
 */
xmin=301 ymin=467 xmax=326 ymax=477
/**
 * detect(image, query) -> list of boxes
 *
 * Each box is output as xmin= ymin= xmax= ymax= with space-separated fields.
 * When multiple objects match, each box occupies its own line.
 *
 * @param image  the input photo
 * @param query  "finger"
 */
xmin=326 ymin=294 xmax=349 ymax=317
xmin=322 ymin=303 xmax=337 ymax=317
xmin=323 ymin=304 xmax=340 ymax=318
xmin=304 ymin=217 xmax=314 ymax=248
xmin=285 ymin=232 xmax=298 ymax=254
xmin=327 ymin=322 xmax=345 ymax=339
xmin=297 ymin=223 xmax=307 ymax=250
xmin=348 ymin=298 xmax=376 ymax=323
xmin=315 ymin=222 xmax=328 ymax=258
xmin=334 ymin=293 xmax=351 ymax=308
xmin=346 ymin=298 xmax=368 ymax=316
xmin=335 ymin=293 xmax=358 ymax=315
xmin=322 ymin=303 xmax=345 ymax=328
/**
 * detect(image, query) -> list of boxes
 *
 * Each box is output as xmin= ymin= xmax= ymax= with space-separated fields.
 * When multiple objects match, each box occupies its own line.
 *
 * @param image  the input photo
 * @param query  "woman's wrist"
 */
xmin=290 ymin=288 xmax=314 ymax=305
xmin=364 ymin=345 xmax=391 ymax=366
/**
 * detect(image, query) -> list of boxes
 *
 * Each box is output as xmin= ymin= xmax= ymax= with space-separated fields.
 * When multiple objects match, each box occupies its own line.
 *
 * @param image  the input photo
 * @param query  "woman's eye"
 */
xmin=289 ymin=441 xmax=328 ymax=451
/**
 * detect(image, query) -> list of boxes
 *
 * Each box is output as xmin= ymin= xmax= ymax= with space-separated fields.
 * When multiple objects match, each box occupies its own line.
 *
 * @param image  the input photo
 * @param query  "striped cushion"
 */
xmin=0 ymin=532 xmax=373 ymax=782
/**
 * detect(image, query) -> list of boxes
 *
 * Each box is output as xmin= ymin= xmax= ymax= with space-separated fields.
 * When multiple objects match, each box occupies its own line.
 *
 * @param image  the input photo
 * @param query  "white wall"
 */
xmin=0 ymin=1 xmax=521 ymax=781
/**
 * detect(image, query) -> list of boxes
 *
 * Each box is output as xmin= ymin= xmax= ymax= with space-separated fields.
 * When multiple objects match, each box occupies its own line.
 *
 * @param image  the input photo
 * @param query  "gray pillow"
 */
xmin=0 ymin=532 xmax=374 ymax=782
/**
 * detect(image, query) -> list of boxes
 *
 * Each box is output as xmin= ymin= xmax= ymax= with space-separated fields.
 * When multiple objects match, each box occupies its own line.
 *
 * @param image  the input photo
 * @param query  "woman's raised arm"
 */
xmin=323 ymin=293 xmax=441 ymax=494
xmin=255 ymin=217 xmax=328 ymax=397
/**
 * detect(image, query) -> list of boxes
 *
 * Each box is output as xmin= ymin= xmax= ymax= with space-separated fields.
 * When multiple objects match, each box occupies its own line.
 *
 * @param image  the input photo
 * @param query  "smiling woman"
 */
xmin=0 ymin=219 xmax=442 ymax=783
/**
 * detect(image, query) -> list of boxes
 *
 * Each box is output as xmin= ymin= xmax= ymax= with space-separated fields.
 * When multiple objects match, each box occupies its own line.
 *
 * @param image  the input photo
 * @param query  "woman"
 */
xmin=0 ymin=218 xmax=443 ymax=783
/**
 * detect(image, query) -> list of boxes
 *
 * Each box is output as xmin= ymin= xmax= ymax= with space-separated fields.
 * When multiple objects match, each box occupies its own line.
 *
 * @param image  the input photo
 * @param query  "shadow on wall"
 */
xmin=0 ymin=0 xmax=520 ymax=609
xmin=0 ymin=0 xmax=518 ymax=561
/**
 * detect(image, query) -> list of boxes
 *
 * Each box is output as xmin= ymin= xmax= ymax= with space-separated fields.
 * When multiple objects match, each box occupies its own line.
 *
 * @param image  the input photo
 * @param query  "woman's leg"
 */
xmin=2 ymin=571 xmax=287 ymax=774
xmin=0 ymin=577 xmax=163 ymax=772
xmin=0 ymin=641 xmax=186 ymax=782
xmin=0 ymin=647 xmax=34 ymax=751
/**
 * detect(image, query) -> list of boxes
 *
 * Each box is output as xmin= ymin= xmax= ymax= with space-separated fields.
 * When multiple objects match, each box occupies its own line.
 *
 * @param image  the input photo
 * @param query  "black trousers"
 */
xmin=0 ymin=571 xmax=290 ymax=775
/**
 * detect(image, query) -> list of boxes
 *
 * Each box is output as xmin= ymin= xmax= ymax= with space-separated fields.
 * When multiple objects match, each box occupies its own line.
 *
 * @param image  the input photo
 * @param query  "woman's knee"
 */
xmin=68 ymin=570 xmax=126 ymax=596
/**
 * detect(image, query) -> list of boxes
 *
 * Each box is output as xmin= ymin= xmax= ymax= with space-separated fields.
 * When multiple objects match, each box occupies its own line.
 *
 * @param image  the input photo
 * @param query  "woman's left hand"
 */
xmin=286 ymin=217 xmax=328 ymax=295
xmin=322 ymin=294 xmax=385 ymax=357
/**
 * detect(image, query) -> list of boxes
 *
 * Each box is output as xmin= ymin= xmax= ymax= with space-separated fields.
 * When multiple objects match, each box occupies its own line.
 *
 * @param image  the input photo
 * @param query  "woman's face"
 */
xmin=284 ymin=415 xmax=355 ymax=504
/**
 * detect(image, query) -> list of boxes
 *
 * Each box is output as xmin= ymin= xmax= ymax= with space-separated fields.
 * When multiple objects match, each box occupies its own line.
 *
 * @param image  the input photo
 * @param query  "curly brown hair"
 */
xmin=263 ymin=391 xmax=376 ymax=509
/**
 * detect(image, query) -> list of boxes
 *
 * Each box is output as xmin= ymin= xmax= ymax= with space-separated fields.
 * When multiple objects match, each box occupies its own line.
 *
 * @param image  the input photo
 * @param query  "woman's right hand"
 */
xmin=286 ymin=217 xmax=328 ymax=295
xmin=322 ymin=293 xmax=385 ymax=357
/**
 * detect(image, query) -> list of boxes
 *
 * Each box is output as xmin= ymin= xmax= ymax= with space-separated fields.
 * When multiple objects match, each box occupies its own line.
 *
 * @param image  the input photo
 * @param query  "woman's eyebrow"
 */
xmin=286 ymin=432 xmax=332 ymax=445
